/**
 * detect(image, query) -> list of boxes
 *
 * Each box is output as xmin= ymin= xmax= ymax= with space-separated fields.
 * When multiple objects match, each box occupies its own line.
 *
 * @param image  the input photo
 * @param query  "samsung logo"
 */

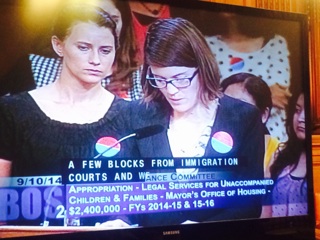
xmin=163 ymin=230 xmax=180 ymax=235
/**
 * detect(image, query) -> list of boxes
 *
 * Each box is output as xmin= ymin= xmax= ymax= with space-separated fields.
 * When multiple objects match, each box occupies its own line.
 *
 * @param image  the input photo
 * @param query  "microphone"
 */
xmin=94 ymin=124 xmax=164 ymax=159
xmin=134 ymin=124 xmax=164 ymax=139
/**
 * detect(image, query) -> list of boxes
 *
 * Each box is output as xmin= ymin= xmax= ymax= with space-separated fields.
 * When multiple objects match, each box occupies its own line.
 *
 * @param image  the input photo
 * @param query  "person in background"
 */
xmin=206 ymin=12 xmax=292 ymax=143
xmin=0 ymin=4 xmax=138 ymax=226
xmin=220 ymin=73 xmax=281 ymax=218
xmin=220 ymin=72 xmax=279 ymax=178
xmin=0 ymin=0 xmax=143 ymax=100
xmin=127 ymin=17 xmax=265 ymax=226
xmin=105 ymin=0 xmax=142 ymax=99
xmin=128 ymin=1 xmax=170 ymax=65
xmin=268 ymin=92 xmax=307 ymax=217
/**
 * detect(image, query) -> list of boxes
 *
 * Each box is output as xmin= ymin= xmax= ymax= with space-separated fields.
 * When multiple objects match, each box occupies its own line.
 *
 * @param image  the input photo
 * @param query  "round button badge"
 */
xmin=95 ymin=137 xmax=120 ymax=157
xmin=230 ymin=57 xmax=244 ymax=71
xmin=211 ymin=131 xmax=233 ymax=154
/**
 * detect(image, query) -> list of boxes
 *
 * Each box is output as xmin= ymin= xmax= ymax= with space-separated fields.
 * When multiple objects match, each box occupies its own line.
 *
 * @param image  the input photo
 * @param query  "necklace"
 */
xmin=140 ymin=2 xmax=164 ymax=16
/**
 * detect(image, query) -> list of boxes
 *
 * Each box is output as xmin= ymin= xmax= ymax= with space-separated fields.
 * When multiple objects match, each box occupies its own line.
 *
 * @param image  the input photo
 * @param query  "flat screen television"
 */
xmin=0 ymin=0 xmax=315 ymax=239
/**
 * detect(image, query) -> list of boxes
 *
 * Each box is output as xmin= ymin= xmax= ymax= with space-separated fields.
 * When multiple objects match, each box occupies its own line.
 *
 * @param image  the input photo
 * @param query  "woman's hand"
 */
xmin=270 ymin=83 xmax=292 ymax=109
xmin=0 ymin=158 xmax=11 ymax=177
xmin=0 ymin=159 xmax=11 ymax=188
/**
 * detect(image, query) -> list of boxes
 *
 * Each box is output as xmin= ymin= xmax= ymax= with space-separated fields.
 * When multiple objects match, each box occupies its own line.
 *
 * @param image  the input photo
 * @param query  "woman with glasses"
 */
xmin=126 ymin=18 xmax=266 ymax=226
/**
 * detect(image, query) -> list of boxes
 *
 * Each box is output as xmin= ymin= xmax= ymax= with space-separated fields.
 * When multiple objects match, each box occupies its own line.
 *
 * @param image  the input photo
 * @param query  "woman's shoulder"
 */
xmin=109 ymin=97 xmax=132 ymax=118
xmin=0 ymin=92 xmax=33 ymax=109
xmin=126 ymin=100 xmax=170 ymax=124
xmin=218 ymin=95 xmax=262 ymax=129
xmin=272 ymin=34 xmax=288 ymax=43
xmin=264 ymin=34 xmax=289 ymax=51
xmin=112 ymin=96 xmax=131 ymax=107
xmin=219 ymin=94 xmax=259 ymax=115
xmin=129 ymin=99 xmax=166 ymax=112
xmin=205 ymin=35 xmax=225 ymax=50
xmin=0 ymin=92 xmax=41 ymax=127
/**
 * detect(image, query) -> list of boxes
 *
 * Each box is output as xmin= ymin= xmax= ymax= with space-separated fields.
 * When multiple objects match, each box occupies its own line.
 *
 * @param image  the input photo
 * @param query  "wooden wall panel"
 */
xmin=205 ymin=0 xmax=255 ymax=6
xmin=309 ymin=0 xmax=320 ymax=128
xmin=255 ymin=0 xmax=307 ymax=12
xmin=313 ymin=135 xmax=320 ymax=191
xmin=204 ymin=0 xmax=307 ymax=11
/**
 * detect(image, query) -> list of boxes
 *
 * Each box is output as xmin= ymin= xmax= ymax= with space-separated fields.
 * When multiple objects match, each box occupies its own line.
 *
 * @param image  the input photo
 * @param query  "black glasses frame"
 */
xmin=147 ymin=68 xmax=199 ymax=89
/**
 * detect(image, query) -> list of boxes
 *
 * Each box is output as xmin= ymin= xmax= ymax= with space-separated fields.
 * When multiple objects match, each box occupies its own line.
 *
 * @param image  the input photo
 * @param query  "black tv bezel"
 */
xmin=0 ymin=0 xmax=315 ymax=239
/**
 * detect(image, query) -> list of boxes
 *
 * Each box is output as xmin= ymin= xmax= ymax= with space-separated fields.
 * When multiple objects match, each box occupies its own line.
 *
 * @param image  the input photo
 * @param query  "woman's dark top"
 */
xmin=126 ymin=95 xmax=265 ymax=226
xmin=0 ymin=92 xmax=140 ymax=226
xmin=0 ymin=92 xmax=137 ymax=177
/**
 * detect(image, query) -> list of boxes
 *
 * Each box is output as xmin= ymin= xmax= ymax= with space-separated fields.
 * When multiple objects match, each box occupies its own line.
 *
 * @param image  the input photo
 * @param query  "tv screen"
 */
xmin=0 ymin=0 xmax=315 ymax=239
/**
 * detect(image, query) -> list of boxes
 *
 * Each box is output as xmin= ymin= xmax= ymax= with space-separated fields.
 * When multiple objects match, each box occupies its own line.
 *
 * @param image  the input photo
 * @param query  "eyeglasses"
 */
xmin=146 ymin=67 xmax=199 ymax=89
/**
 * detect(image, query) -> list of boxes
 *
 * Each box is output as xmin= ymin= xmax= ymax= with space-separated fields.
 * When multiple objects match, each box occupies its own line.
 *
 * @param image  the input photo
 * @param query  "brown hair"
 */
xmin=221 ymin=73 xmax=272 ymax=117
xmin=52 ymin=4 xmax=119 ymax=50
xmin=107 ymin=0 xmax=139 ymax=93
xmin=141 ymin=17 xmax=221 ymax=106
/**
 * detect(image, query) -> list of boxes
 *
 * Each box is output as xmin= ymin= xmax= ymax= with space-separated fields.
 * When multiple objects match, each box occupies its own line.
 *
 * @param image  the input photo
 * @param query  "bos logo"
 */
xmin=211 ymin=131 xmax=233 ymax=154
xmin=0 ymin=186 xmax=65 ymax=221
xmin=95 ymin=137 xmax=120 ymax=157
